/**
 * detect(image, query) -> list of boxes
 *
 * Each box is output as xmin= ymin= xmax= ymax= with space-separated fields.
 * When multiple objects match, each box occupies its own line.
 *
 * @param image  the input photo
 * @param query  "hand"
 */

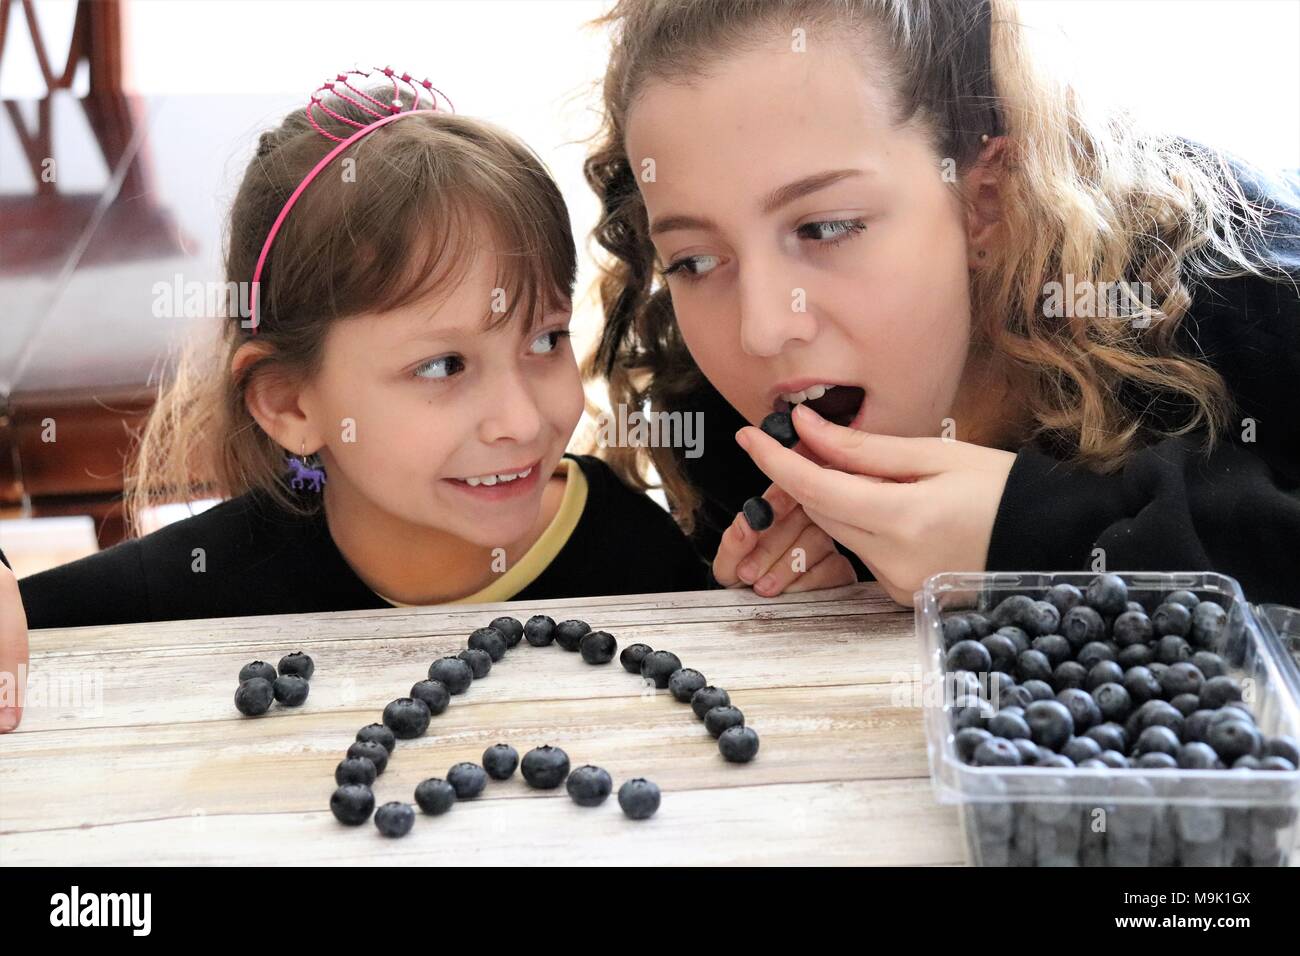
xmin=734 ymin=401 xmax=1016 ymax=606
xmin=0 ymin=562 xmax=29 ymax=733
xmin=711 ymin=482 xmax=858 ymax=596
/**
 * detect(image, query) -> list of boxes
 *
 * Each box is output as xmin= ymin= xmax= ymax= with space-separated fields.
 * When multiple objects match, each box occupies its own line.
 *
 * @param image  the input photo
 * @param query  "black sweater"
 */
xmin=2 ymin=454 xmax=711 ymax=628
xmin=670 ymin=159 xmax=1300 ymax=607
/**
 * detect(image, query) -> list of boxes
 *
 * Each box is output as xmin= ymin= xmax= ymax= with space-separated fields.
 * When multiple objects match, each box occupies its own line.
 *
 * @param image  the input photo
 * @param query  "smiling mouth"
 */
xmin=774 ymin=385 xmax=866 ymax=426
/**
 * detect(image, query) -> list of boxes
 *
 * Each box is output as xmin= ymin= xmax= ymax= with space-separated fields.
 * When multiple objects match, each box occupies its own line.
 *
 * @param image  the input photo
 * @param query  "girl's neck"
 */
xmin=320 ymin=464 xmax=567 ymax=605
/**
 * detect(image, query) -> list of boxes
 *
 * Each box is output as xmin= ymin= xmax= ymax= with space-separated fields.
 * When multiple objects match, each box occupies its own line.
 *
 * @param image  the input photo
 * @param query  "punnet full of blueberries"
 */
xmin=321 ymin=614 xmax=759 ymax=838
xmin=937 ymin=573 xmax=1300 ymax=866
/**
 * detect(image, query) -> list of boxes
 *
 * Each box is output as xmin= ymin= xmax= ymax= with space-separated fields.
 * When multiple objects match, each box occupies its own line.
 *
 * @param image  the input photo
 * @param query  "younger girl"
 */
xmin=0 ymin=68 xmax=721 ymax=731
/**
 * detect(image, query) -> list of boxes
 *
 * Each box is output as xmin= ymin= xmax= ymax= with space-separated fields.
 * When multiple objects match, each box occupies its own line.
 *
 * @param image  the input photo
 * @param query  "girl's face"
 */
xmin=625 ymin=35 xmax=979 ymax=438
xmin=300 ymin=243 xmax=582 ymax=549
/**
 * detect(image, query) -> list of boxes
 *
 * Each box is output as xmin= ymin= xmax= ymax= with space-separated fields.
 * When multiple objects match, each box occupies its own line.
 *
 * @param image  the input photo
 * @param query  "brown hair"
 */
xmin=582 ymin=0 xmax=1293 ymax=531
xmin=126 ymin=88 xmax=576 ymax=535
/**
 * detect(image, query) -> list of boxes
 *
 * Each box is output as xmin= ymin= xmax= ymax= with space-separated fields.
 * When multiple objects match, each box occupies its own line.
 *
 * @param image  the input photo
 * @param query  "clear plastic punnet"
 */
xmin=916 ymin=571 xmax=1300 ymax=867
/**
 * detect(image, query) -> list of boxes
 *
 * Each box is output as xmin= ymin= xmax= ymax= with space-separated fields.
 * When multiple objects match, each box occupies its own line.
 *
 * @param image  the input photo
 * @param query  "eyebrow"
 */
xmin=648 ymin=168 xmax=869 ymax=237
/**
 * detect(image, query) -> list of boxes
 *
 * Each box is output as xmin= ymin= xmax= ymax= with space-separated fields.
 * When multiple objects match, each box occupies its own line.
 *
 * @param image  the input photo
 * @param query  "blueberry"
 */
xmin=1134 ymin=725 xmax=1180 ymax=758
xmin=704 ymin=705 xmax=745 ymax=738
xmin=1015 ymin=649 xmax=1052 ymax=683
xmin=981 ymin=671 xmax=1016 ymax=705
xmin=446 ymin=762 xmax=488 ymax=799
xmin=1264 ymin=735 xmax=1300 ymax=765
xmin=742 ymin=497 xmax=774 ymax=531
xmin=1051 ymin=660 xmax=1088 ymax=691
xmin=1135 ymin=752 xmax=1177 ymax=769
xmin=963 ymin=613 xmax=995 ymax=638
xmin=641 ymin=650 xmax=684 ymax=688
xmin=1062 ymin=736 xmax=1102 ymax=764
xmin=330 ymin=784 xmax=375 ymax=825
xmin=998 ymin=705 xmax=1025 ymax=719
xmin=567 ymin=765 xmax=614 ymax=805
xmin=1176 ymin=742 xmax=1220 ymax=769
xmin=1129 ymin=699 xmax=1184 ymax=738
xmin=383 ymin=697 xmax=431 ymax=739
xmin=668 ymin=668 xmax=707 ymax=702
xmin=1209 ymin=705 xmax=1254 ymax=727
xmin=760 ymin=410 xmax=798 ymax=448
xmin=239 ymin=661 xmax=277 ymax=684
xmin=1021 ymin=679 xmax=1055 ymax=701
xmin=1085 ymin=574 xmax=1128 ymax=617
xmin=995 ymin=626 xmax=1031 ymax=654
xmin=1198 ymin=675 xmax=1242 ymax=710
xmin=719 ymin=725 xmax=761 ymax=763
xmin=521 ymin=745 xmax=570 ymax=789
xmin=1085 ymin=660 xmax=1124 ymax=691
xmin=1261 ymin=756 xmax=1298 ymax=771
xmin=990 ymin=594 xmax=1036 ymax=629
xmin=1152 ymin=602 xmax=1192 ymax=638
xmin=335 ymin=756 xmax=377 ymax=786
xmin=1076 ymin=642 xmax=1115 ymax=672
xmin=1116 ymin=644 xmax=1154 ymax=669
xmin=468 ymin=626 xmax=507 ymax=662
xmin=948 ymin=670 xmax=983 ymax=700
xmin=1112 ymin=611 xmax=1154 ymax=648
xmin=414 ymin=778 xmax=456 ymax=815
xmin=1232 ymin=755 xmax=1263 ymax=770
xmin=1098 ymin=750 xmax=1130 ymax=769
xmin=620 ymin=643 xmax=654 ymax=674
xmin=482 ymin=743 xmax=519 ymax=780
xmin=234 ymin=677 xmax=274 ymax=716
xmin=1189 ymin=601 xmax=1227 ymax=649
xmin=1025 ymin=700 xmax=1074 ymax=751
xmin=618 ymin=778 xmax=661 ymax=819
xmin=580 ymin=631 xmax=618 ymax=664
xmin=981 ymin=634 xmax=1019 ymax=673
xmin=691 ymin=686 xmax=731 ymax=719
xmin=1219 ymin=700 xmax=1254 ymax=722
xmin=952 ymin=694 xmax=994 ymax=731
xmin=1084 ymin=722 xmax=1128 ymax=753
xmin=1045 ymin=582 xmax=1084 ymax=616
xmin=1031 ymin=634 xmax=1071 ymax=668
xmin=1182 ymin=709 xmax=1217 ymax=744
xmin=1155 ymin=635 xmax=1191 ymax=665
xmin=524 ymin=614 xmax=556 ymax=646
xmin=1122 ymin=666 xmax=1162 ymax=705
xmin=1022 ymin=601 xmax=1061 ymax=638
xmin=1191 ymin=651 xmax=1226 ymax=678
xmin=1036 ymin=754 xmax=1076 ymax=769
xmin=955 ymin=727 xmax=994 ymax=762
xmin=1013 ymin=738 xmax=1044 ymax=765
xmin=987 ymin=711 xmax=1031 ymax=740
xmin=1207 ymin=720 xmax=1262 ymax=763
xmin=1169 ymin=693 xmax=1201 ymax=717
xmin=458 ymin=648 xmax=492 ymax=679
xmin=410 ymin=679 xmax=451 ymax=715
xmin=1057 ymin=688 xmax=1102 ymax=733
xmin=1164 ymin=589 xmax=1199 ymax=609
xmin=489 ymin=616 xmax=524 ymax=648
xmin=1000 ymin=685 xmax=1035 ymax=710
xmin=1091 ymin=682 xmax=1132 ymax=723
xmin=1159 ymin=661 xmax=1204 ymax=698
xmin=1125 ymin=600 xmax=1148 ymax=615
xmin=974 ymin=738 xmax=1022 ymax=766
xmin=347 ymin=740 xmax=389 ymax=775
xmin=374 ymin=802 xmax=415 ymax=837
xmin=356 ymin=723 xmax=396 ymax=754
xmin=1061 ymin=605 xmax=1106 ymax=651
xmin=554 ymin=619 xmax=591 ymax=652
xmin=941 ymin=615 xmax=973 ymax=650
xmin=278 ymin=651 xmax=315 ymax=680
xmin=428 ymin=656 xmax=473 ymax=695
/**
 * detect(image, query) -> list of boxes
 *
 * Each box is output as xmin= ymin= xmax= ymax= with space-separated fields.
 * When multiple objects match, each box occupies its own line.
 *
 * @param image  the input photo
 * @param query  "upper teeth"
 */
xmin=779 ymin=383 xmax=836 ymax=405
xmin=463 ymin=466 xmax=532 ymax=487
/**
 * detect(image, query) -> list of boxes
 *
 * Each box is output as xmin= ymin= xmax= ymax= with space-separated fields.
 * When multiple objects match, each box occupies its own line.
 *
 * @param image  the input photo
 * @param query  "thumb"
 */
xmin=791 ymin=402 xmax=945 ymax=479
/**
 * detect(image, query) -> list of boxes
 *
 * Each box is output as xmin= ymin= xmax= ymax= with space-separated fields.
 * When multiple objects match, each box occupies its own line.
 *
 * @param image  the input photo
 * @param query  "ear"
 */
xmin=963 ymin=135 xmax=1009 ymax=269
xmin=231 ymin=340 xmax=324 ymax=456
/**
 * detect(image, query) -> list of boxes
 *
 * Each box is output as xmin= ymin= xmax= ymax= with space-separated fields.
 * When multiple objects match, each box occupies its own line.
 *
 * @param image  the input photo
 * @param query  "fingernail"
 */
xmin=735 ymin=429 xmax=752 ymax=449
xmin=794 ymin=403 xmax=822 ymax=423
xmin=737 ymin=560 xmax=757 ymax=584
xmin=755 ymin=575 xmax=776 ymax=594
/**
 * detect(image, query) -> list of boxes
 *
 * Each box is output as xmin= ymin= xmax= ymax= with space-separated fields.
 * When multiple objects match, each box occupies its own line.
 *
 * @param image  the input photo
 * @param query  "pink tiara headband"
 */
xmin=246 ymin=66 xmax=455 ymax=333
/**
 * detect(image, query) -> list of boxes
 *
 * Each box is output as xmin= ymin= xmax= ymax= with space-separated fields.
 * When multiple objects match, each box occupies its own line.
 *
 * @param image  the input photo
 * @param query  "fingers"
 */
xmin=0 ymin=564 xmax=29 ymax=733
xmin=790 ymin=401 xmax=949 ymax=479
xmin=749 ymin=522 xmax=842 ymax=596
xmin=781 ymin=553 xmax=859 ymax=593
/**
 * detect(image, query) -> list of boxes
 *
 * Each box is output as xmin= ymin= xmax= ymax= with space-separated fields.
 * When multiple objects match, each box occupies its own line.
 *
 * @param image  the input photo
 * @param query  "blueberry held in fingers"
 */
xmin=760 ymin=410 xmax=798 ymax=448
xmin=742 ymin=496 xmax=774 ymax=531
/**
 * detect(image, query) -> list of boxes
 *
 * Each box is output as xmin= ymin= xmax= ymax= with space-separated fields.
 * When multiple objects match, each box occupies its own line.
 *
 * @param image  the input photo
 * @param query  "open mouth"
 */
xmin=774 ymin=384 xmax=866 ymax=427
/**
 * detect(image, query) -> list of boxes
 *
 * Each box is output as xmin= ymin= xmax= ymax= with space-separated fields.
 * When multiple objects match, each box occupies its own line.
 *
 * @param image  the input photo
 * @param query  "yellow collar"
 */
xmin=373 ymin=456 xmax=587 ymax=607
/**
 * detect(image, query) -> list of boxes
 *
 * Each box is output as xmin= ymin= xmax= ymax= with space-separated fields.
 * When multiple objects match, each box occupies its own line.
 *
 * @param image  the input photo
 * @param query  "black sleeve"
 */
xmin=986 ymin=434 xmax=1300 ymax=606
xmin=15 ymin=539 xmax=154 ymax=629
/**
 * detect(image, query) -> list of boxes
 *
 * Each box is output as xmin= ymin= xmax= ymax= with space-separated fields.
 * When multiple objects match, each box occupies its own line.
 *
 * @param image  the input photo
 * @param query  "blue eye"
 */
xmin=529 ymin=329 xmax=572 ymax=354
xmin=413 ymin=354 xmax=465 ymax=380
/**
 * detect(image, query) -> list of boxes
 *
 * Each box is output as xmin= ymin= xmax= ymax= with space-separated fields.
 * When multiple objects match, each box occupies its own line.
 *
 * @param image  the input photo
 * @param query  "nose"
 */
xmin=736 ymin=256 xmax=817 ymax=357
xmin=476 ymin=368 xmax=544 ymax=447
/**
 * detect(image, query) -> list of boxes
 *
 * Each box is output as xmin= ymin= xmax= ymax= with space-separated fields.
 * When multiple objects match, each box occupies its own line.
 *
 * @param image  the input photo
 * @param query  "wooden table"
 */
xmin=0 ymin=582 xmax=966 ymax=865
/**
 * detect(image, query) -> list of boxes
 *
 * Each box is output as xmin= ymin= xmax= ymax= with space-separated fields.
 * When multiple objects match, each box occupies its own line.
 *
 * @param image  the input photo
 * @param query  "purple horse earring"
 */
xmin=285 ymin=441 xmax=326 ymax=493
